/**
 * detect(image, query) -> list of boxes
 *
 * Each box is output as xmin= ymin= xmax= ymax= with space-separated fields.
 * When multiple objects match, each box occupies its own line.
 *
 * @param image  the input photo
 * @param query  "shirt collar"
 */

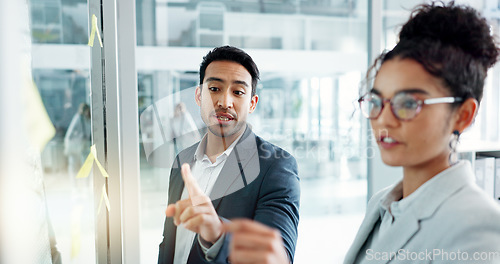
xmin=378 ymin=160 xmax=473 ymax=220
xmin=193 ymin=132 xmax=244 ymax=162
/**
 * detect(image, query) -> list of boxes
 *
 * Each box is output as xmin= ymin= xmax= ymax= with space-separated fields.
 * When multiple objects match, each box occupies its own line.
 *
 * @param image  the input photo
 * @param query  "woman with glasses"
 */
xmin=344 ymin=2 xmax=500 ymax=264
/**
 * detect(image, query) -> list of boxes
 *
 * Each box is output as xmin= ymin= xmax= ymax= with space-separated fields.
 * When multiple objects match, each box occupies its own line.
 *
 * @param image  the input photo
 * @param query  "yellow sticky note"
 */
xmin=88 ymin=15 xmax=96 ymax=47
xmin=77 ymin=145 xmax=111 ymax=213
xmin=103 ymin=185 xmax=111 ymax=212
xmin=23 ymin=71 xmax=56 ymax=152
xmin=88 ymin=14 xmax=103 ymax=48
xmin=95 ymin=19 xmax=103 ymax=47
xmin=97 ymin=184 xmax=111 ymax=213
xmin=76 ymin=151 xmax=94 ymax=178
xmin=77 ymin=145 xmax=110 ymax=178
xmin=91 ymin=145 xmax=109 ymax=178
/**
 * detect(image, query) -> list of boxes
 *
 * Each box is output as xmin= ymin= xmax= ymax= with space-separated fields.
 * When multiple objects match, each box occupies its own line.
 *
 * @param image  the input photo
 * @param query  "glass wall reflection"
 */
xmin=25 ymin=0 xmax=500 ymax=262
xmin=136 ymin=1 xmax=369 ymax=263
xmin=34 ymin=68 xmax=96 ymax=264
xmin=28 ymin=0 xmax=96 ymax=262
xmin=137 ymin=0 xmax=367 ymax=51
xmin=30 ymin=0 xmax=88 ymax=44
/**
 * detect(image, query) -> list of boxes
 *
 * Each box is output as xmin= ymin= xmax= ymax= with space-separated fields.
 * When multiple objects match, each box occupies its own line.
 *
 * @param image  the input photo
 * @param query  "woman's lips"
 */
xmin=378 ymin=136 xmax=401 ymax=149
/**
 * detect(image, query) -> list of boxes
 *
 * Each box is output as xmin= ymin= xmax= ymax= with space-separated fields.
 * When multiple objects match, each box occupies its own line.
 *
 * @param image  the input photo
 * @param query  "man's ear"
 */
xmin=195 ymin=86 xmax=202 ymax=107
xmin=249 ymin=94 xmax=259 ymax=114
xmin=453 ymin=98 xmax=478 ymax=134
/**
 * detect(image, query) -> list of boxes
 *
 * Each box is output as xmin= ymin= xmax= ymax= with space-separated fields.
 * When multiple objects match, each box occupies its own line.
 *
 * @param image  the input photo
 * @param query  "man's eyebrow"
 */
xmin=205 ymin=77 xmax=224 ymax=83
xmin=233 ymin=80 xmax=249 ymax=87
xmin=205 ymin=77 xmax=249 ymax=88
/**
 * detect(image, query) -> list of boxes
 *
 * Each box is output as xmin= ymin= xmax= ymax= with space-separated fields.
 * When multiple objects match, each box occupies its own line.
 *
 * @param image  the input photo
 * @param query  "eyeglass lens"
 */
xmin=360 ymin=92 xmax=421 ymax=120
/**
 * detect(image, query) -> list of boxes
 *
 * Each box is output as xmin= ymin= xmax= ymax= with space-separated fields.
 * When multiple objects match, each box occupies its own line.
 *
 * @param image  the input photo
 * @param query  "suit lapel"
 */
xmin=344 ymin=198 xmax=383 ymax=264
xmin=168 ymin=147 xmax=197 ymax=204
xmin=164 ymin=145 xmax=197 ymax=264
xmin=345 ymin=162 xmax=474 ymax=264
xmin=367 ymin=161 xmax=474 ymax=264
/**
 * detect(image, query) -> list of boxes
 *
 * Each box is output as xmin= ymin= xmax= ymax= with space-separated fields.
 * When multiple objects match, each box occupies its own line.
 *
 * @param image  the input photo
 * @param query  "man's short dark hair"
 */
xmin=199 ymin=46 xmax=260 ymax=97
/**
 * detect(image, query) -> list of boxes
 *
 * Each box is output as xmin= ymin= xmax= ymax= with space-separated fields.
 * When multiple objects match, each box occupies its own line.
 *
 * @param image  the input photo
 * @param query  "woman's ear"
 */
xmin=453 ymin=98 xmax=478 ymax=134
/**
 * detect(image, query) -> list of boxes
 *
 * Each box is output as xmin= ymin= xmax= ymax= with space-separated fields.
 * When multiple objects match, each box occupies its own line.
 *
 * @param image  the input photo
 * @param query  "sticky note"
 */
xmin=77 ymin=145 xmax=110 ymax=178
xmin=76 ymin=151 xmax=94 ymax=178
xmin=23 ymin=75 xmax=55 ymax=152
xmin=88 ymin=14 xmax=103 ymax=48
xmin=76 ymin=145 xmax=112 ymax=213
xmin=91 ymin=145 xmax=109 ymax=178
xmin=97 ymin=184 xmax=111 ymax=213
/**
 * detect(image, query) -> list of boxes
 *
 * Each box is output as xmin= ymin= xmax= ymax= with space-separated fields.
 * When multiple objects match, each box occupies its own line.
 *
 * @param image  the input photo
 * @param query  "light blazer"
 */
xmin=158 ymin=126 xmax=300 ymax=264
xmin=344 ymin=161 xmax=500 ymax=264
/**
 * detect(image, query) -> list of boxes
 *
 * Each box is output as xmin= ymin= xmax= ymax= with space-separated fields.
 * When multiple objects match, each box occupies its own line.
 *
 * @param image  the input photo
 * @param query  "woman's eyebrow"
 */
xmin=395 ymin=88 xmax=430 ymax=95
xmin=369 ymin=88 xmax=381 ymax=95
xmin=370 ymin=87 xmax=430 ymax=96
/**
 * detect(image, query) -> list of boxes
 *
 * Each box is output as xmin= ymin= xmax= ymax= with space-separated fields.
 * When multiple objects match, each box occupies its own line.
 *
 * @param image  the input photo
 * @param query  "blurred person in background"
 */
xmin=64 ymin=103 xmax=91 ymax=176
xmin=170 ymin=102 xmax=201 ymax=154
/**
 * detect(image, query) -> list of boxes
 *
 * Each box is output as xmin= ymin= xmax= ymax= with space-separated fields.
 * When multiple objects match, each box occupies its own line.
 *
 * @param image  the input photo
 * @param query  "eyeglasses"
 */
xmin=358 ymin=92 xmax=463 ymax=121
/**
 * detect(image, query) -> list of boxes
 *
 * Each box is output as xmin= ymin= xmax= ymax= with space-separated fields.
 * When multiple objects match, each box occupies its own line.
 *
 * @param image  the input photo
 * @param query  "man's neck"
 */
xmin=205 ymin=130 xmax=244 ymax=163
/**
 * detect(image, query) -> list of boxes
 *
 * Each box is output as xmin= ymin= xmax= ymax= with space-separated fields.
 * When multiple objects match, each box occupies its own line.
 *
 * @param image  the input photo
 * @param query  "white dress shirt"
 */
xmin=173 ymin=132 xmax=243 ymax=264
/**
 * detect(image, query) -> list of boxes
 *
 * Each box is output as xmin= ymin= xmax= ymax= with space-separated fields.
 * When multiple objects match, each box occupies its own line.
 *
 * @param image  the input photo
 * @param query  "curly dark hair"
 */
xmin=199 ymin=46 xmax=260 ymax=97
xmin=367 ymin=1 xmax=499 ymax=107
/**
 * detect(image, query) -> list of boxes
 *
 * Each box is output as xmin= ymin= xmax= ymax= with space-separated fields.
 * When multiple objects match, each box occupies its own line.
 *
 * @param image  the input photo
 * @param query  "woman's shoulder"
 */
xmin=438 ymin=182 xmax=500 ymax=221
xmin=412 ymin=183 xmax=500 ymax=253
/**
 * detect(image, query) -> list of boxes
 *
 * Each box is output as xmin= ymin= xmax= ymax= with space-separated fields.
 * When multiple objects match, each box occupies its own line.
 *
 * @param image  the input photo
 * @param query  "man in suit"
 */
xmin=158 ymin=46 xmax=300 ymax=264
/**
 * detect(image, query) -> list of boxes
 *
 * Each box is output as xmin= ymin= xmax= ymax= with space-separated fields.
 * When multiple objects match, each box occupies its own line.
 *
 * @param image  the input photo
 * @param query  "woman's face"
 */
xmin=370 ymin=58 xmax=455 ymax=169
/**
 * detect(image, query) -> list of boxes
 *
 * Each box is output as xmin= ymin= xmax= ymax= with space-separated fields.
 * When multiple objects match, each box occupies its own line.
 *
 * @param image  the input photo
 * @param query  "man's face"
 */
xmin=196 ymin=60 xmax=258 ymax=140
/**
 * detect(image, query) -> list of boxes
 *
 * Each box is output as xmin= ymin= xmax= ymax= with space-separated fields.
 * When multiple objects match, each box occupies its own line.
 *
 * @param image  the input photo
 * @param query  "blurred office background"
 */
xmin=25 ymin=0 xmax=500 ymax=263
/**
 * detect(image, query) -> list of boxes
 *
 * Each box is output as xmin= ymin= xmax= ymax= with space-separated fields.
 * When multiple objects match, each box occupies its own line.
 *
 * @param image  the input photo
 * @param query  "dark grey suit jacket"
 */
xmin=158 ymin=126 xmax=300 ymax=264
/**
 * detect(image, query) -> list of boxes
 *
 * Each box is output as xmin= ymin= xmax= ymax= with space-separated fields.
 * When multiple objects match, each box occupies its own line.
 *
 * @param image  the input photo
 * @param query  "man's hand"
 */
xmin=224 ymin=219 xmax=289 ymax=264
xmin=165 ymin=163 xmax=223 ymax=243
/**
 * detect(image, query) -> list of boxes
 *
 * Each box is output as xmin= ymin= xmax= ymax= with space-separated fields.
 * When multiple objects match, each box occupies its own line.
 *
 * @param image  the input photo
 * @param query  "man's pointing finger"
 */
xmin=181 ymin=163 xmax=211 ymax=206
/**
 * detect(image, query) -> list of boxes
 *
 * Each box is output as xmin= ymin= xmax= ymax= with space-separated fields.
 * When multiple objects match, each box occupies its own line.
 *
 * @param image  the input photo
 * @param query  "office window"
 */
xmin=24 ymin=0 xmax=500 ymax=263
xmin=136 ymin=1 xmax=368 ymax=263
xmin=28 ymin=0 xmax=96 ymax=262
xmin=30 ymin=0 xmax=88 ymax=44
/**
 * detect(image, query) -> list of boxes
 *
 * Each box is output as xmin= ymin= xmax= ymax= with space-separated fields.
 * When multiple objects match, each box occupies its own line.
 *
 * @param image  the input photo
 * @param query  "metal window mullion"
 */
xmin=101 ymin=0 xmax=124 ymax=263
xmin=90 ymin=0 xmax=141 ymax=263
xmin=89 ymin=0 xmax=141 ymax=263
xmin=367 ymin=0 xmax=382 ymax=199
xmin=88 ymin=1 xmax=110 ymax=263
xmin=115 ymin=0 xmax=141 ymax=263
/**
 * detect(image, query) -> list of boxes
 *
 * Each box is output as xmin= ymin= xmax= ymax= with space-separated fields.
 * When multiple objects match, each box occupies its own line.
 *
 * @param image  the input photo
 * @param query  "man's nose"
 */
xmin=217 ymin=91 xmax=233 ymax=109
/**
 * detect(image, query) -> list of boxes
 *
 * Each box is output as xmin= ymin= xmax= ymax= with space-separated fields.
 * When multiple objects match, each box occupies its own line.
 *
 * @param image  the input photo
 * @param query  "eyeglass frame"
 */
xmin=358 ymin=92 xmax=463 ymax=121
